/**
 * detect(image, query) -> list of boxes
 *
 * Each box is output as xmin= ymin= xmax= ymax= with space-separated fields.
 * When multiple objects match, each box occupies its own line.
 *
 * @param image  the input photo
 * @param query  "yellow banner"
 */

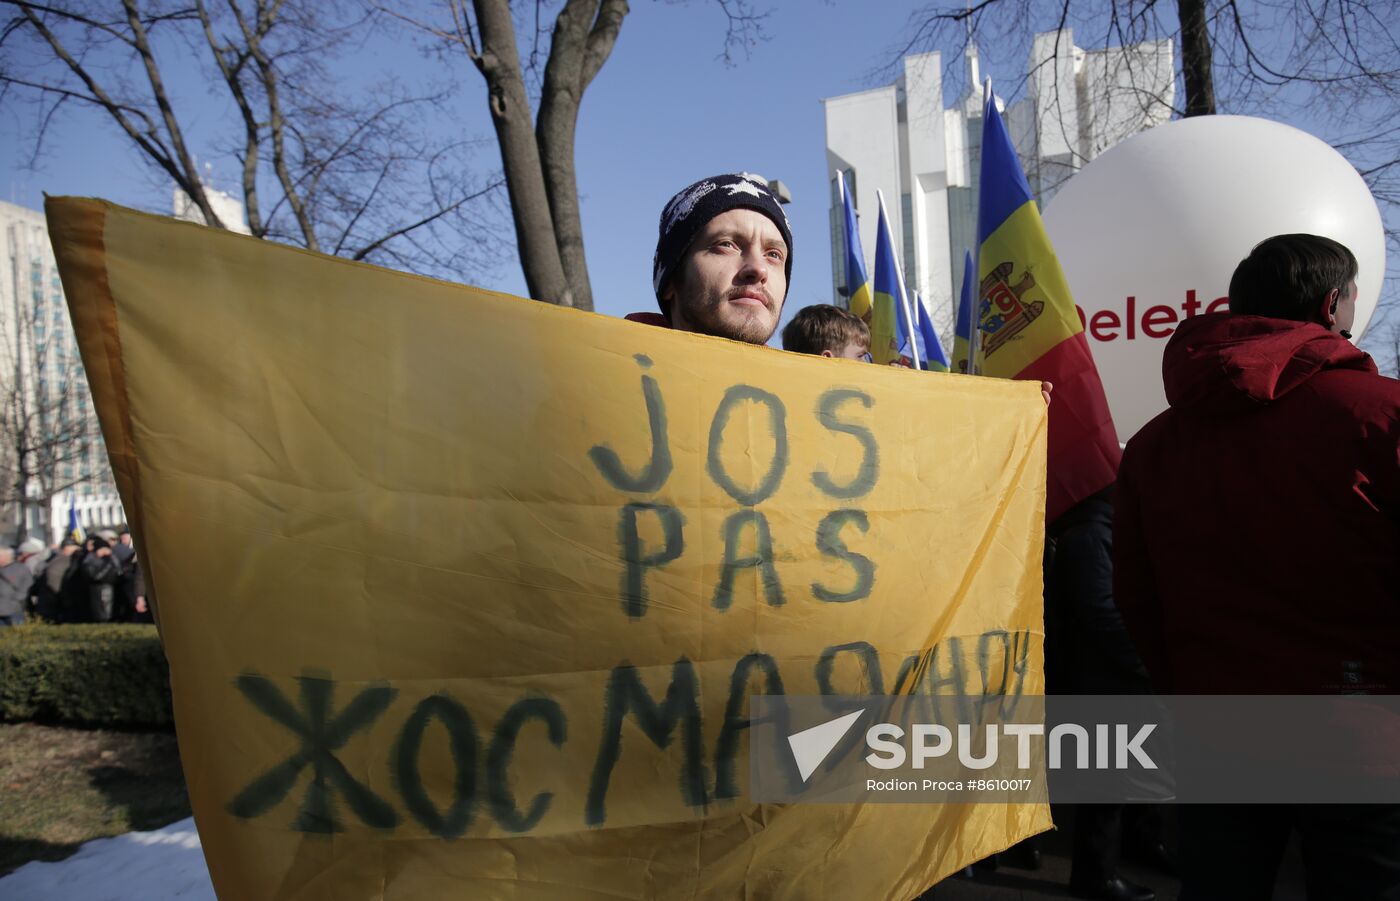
xmin=48 ymin=197 xmax=1051 ymax=900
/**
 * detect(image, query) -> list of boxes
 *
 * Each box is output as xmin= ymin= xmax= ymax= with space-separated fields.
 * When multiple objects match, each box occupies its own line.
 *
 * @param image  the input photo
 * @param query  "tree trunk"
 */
xmin=1178 ymin=0 xmax=1215 ymax=116
xmin=536 ymin=0 xmax=627 ymax=313
xmin=473 ymin=0 xmax=574 ymax=306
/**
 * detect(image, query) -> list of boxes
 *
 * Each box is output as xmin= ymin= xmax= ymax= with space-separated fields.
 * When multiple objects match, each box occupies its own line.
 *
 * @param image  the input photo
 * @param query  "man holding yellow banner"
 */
xmin=46 ymin=185 xmax=1051 ymax=899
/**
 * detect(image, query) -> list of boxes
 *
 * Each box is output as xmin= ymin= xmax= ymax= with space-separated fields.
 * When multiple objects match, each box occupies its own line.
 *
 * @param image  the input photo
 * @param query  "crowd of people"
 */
xmin=0 ymin=528 xmax=149 ymax=627
xmin=632 ymin=174 xmax=1399 ymax=901
xmin=3 ymin=172 xmax=1394 ymax=900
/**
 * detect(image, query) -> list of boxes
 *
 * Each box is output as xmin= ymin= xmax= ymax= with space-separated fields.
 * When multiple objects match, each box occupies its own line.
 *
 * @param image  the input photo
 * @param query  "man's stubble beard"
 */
xmin=676 ymin=294 xmax=781 ymax=345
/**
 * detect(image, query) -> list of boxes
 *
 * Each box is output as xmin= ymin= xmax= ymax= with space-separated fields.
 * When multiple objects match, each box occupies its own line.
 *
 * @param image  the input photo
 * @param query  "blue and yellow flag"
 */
xmin=897 ymin=289 xmax=947 ymax=372
xmin=66 ymin=496 xmax=84 ymax=543
xmin=915 ymin=293 xmax=950 ymax=371
xmin=869 ymin=195 xmax=904 ymax=365
xmin=953 ymin=250 xmax=976 ymax=374
xmin=976 ymin=92 xmax=1120 ymax=521
xmin=837 ymin=172 xmax=873 ymax=324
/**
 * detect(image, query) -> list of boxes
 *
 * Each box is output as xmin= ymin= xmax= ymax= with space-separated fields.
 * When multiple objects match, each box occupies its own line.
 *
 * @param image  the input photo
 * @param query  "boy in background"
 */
xmin=781 ymin=304 xmax=871 ymax=360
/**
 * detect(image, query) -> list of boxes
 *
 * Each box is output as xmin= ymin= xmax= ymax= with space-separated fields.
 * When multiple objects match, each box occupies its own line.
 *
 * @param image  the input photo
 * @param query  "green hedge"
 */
xmin=0 ymin=624 xmax=173 ymax=727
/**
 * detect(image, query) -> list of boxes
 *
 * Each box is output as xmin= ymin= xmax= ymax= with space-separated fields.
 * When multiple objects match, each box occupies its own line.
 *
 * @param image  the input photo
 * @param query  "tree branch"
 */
xmin=122 ymin=0 xmax=224 ymax=227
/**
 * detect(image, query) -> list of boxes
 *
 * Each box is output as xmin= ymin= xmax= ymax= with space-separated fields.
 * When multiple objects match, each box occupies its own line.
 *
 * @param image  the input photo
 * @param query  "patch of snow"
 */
xmin=0 ymin=817 xmax=213 ymax=900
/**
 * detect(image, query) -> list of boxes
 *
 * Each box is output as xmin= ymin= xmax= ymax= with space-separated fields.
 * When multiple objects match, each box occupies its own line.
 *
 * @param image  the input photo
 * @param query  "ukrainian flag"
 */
xmin=868 ymin=195 xmax=904 ymax=365
xmin=837 ymin=172 xmax=873 ymax=324
xmin=952 ymin=250 xmax=977 ymax=374
xmin=976 ymin=91 xmax=1120 ymax=521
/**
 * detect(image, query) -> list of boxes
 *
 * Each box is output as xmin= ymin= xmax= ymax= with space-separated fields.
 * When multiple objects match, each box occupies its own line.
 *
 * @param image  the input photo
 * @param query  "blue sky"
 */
xmin=0 ymin=2 xmax=1009 ymax=333
xmin=2 ymin=1 xmax=1392 ymax=353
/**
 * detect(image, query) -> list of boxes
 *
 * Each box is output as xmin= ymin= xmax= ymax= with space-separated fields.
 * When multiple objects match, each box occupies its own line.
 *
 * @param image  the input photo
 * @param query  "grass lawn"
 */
xmin=0 ymin=722 xmax=191 ymax=877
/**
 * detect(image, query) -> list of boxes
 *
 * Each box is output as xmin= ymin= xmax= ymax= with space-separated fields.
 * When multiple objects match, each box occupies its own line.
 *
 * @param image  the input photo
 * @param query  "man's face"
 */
xmin=664 ymin=209 xmax=787 ymax=344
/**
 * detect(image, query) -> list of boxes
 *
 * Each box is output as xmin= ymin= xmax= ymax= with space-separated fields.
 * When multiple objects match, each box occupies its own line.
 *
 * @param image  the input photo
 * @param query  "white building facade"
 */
xmin=0 ymin=199 xmax=124 ymax=544
xmin=2 ymin=184 xmax=248 ymax=544
xmin=172 ymin=183 xmax=251 ymax=235
xmin=824 ymin=30 xmax=1175 ymax=344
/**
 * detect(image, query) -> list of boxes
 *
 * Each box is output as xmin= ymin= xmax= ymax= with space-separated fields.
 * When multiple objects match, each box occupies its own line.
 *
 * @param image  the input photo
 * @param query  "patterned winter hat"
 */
xmin=652 ymin=173 xmax=793 ymax=315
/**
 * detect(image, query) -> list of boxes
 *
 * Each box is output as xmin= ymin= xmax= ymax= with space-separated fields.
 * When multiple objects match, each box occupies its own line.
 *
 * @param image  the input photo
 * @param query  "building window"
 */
xmin=831 ymin=167 xmax=860 ymax=305
xmin=830 ymin=205 xmax=845 ymax=305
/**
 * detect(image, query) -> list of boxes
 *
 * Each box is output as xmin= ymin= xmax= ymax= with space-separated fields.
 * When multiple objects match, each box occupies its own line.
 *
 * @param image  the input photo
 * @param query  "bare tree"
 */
xmin=1 ymin=295 xmax=99 ymax=542
xmin=383 ymin=0 xmax=768 ymax=311
xmin=1361 ymin=312 xmax=1400 ymax=378
xmin=0 ymin=0 xmax=504 ymax=279
xmin=897 ymin=0 xmax=1400 ymax=269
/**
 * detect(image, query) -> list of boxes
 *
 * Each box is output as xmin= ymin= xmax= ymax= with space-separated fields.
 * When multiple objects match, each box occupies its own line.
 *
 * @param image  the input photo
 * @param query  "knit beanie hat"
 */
xmin=652 ymin=173 xmax=793 ymax=316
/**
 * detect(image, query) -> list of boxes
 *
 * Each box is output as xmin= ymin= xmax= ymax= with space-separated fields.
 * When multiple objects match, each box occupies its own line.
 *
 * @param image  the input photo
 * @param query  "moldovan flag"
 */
xmin=976 ymin=95 xmax=1120 ymax=521
xmin=46 ymin=196 xmax=1051 ymax=900
xmin=953 ymin=250 xmax=977 ymax=375
xmin=837 ymin=171 xmax=871 ymax=317
xmin=868 ymin=195 xmax=905 ymax=364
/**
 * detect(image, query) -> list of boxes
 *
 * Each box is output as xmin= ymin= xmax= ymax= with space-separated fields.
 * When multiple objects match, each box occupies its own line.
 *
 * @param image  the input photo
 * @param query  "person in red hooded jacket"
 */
xmin=1114 ymin=233 xmax=1400 ymax=901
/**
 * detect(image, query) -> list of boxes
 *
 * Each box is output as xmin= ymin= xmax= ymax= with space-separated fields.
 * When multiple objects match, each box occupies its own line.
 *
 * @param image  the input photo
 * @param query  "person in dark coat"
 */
xmin=129 ymin=551 xmax=152 ymax=624
xmin=0 ymin=547 xmax=34 ymax=626
xmin=36 ymin=539 xmax=84 ymax=622
xmin=1045 ymin=486 xmax=1156 ymax=901
xmin=81 ymin=536 xmax=124 ymax=623
xmin=16 ymin=538 xmax=48 ymax=617
xmin=113 ymin=530 xmax=138 ymax=622
xmin=1115 ymin=234 xmax=1400 ymax=900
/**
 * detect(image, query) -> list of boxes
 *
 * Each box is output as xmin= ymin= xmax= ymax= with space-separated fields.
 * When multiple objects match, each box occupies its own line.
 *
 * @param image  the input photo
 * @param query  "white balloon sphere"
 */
xmin=1043 ymin=115 xmax=1385 ymax=442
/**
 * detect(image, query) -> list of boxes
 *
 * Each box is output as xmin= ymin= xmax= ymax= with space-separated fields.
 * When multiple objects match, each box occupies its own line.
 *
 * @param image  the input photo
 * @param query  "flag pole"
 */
xmin=971 ymin=76 xmax=995 ymax=375
xmin=876 ymin=189 xmax=923 ymax=371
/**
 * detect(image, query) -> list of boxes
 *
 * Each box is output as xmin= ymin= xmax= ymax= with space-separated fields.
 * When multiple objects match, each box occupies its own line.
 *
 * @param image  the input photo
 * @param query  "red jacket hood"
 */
xmin=1162 ymin=312 xmax=1378 ymax=415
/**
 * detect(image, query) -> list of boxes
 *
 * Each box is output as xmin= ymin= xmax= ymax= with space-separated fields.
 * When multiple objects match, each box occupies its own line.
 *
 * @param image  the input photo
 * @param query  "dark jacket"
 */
xmin=0 ymin=561 xmax=34 ymax=618
xmin=55 ymin=550 xmax=88 ymax=621
xmin=1114 ymin=312 xmax=1400 ymax=694
xmin=81 ymin=546 xmax=123 ymax=622
xmin=1045 ymin=486 xmax=1150 ymax=694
